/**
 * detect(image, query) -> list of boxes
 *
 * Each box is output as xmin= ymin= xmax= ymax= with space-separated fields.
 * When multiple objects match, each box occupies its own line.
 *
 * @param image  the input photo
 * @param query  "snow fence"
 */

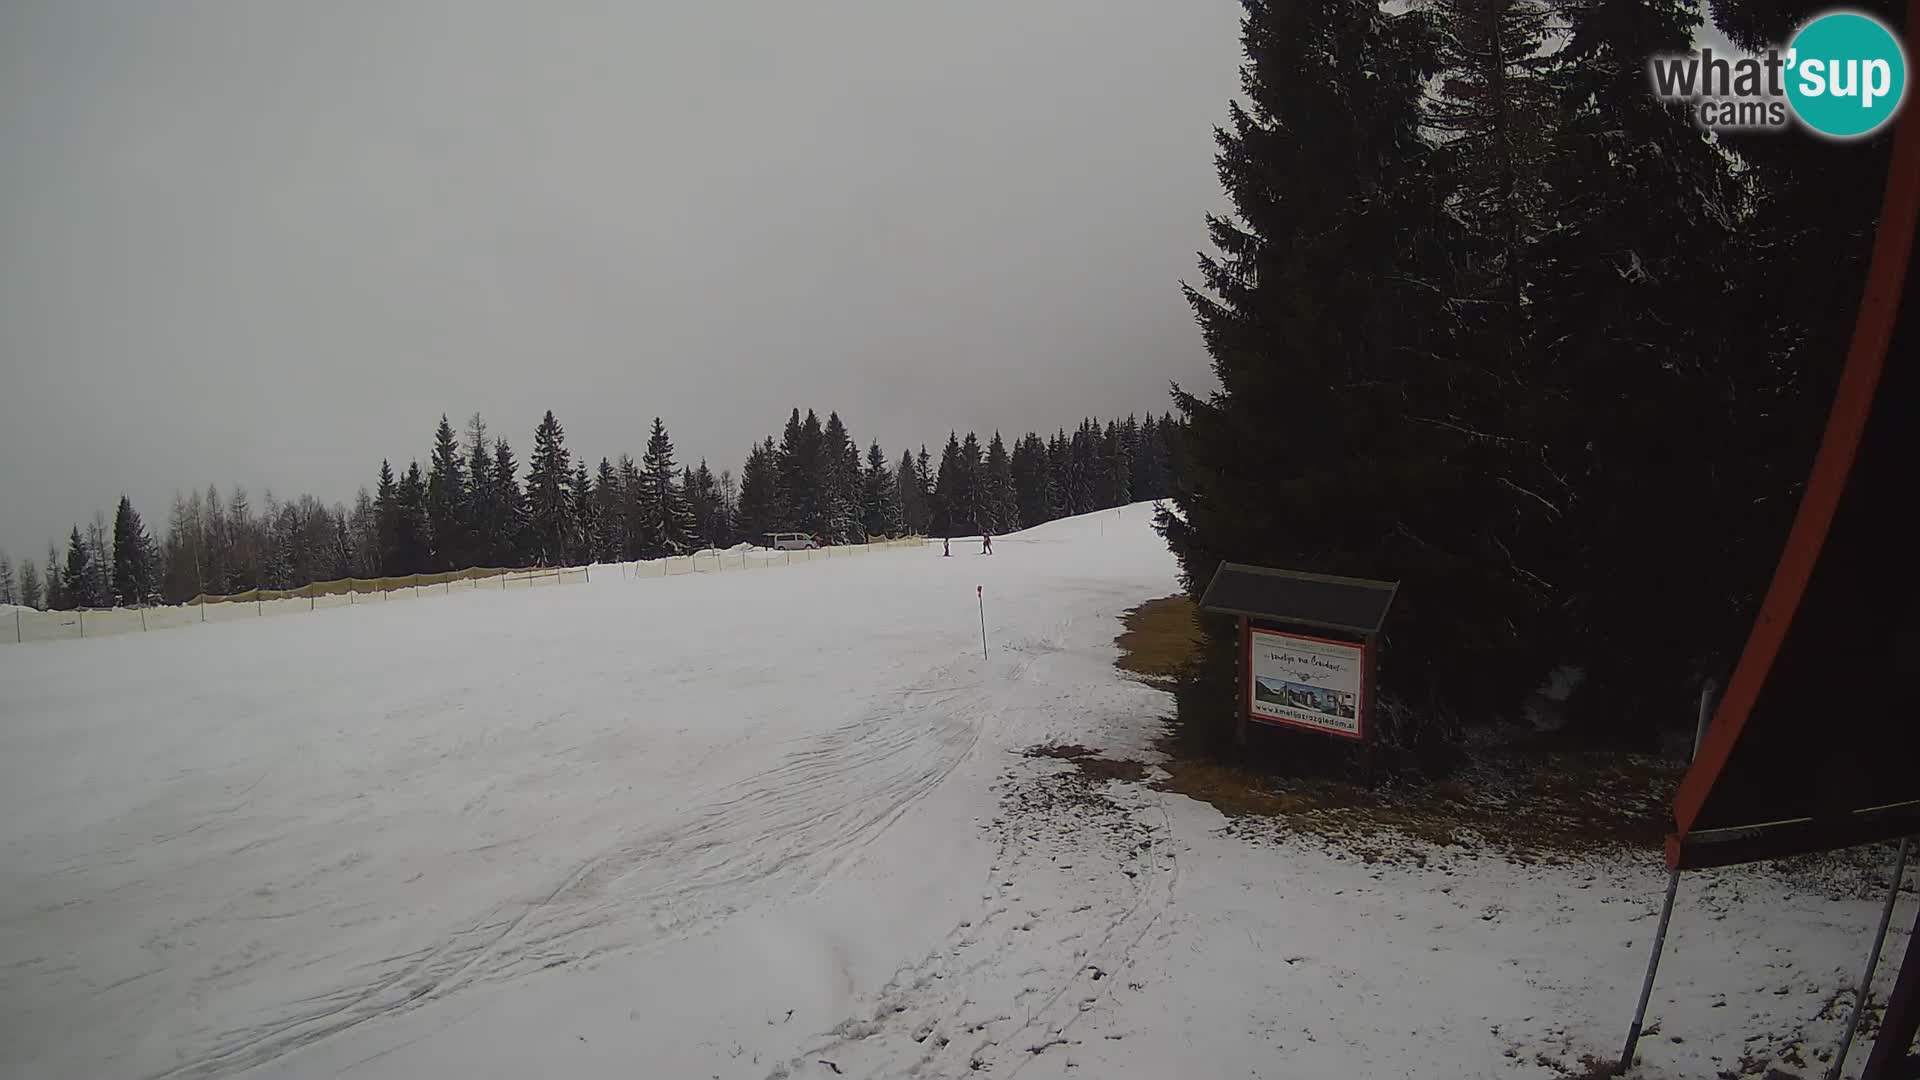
xmin=2 ymin=537 xmax=928 ymax=646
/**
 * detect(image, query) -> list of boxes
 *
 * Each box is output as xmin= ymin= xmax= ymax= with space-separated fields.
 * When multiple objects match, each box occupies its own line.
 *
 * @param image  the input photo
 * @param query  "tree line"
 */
xmin=1 ymin=409 xmax=1183 ymax=611
xmin=1161 ymin=0 xmax=1900 ymax=744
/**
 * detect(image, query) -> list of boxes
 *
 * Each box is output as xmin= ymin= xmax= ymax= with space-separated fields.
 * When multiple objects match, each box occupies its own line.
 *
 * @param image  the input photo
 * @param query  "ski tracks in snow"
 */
xmin=765 ymin=753 xmax=1181 ymax=1080
xmin=156 ymin=636 xmax=1058 ymax=1079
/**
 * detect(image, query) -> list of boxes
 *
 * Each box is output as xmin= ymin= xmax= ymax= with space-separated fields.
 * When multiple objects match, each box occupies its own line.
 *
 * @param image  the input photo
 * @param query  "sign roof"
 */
xmin=1198 ymin=563 xmax=1397 ymax=637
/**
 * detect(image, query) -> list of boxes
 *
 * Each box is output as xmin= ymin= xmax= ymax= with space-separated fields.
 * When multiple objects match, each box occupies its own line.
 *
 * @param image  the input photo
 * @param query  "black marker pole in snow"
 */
xmin=977 ymin=585 xmax=988 ymax=659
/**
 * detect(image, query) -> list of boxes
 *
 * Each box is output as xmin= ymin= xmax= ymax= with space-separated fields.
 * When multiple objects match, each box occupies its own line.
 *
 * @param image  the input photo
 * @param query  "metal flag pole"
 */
xmin=1618 ymin=868 xmax=1683 ymax=1074
xmin=1827 ymin=836 xmax=1911 ymax=1080
xmin=977 ymin=586 xmax=987 ymax=659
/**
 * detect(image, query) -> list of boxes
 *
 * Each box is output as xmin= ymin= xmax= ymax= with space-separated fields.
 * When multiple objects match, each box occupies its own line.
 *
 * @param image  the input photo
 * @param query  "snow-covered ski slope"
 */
xmin=1 ymin=505 xmax=1906 ymax=1080
xmin=0 ymin=506 xmax=1171 ymax=1078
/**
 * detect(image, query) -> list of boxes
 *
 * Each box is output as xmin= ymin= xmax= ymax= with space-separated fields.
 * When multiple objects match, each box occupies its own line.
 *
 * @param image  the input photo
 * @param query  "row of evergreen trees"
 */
xmin=2 ymin=409 xmax=1183 ymax=611
xmin=0 ymin=498 xmax=160 ymax=612
xmin=737 ymin=410 xmax=1186 ymax=544
xmin=370 ymin=412 xmax=713 ymax=575
xmin=1161 ymin=0 xmax=1900 ymax=741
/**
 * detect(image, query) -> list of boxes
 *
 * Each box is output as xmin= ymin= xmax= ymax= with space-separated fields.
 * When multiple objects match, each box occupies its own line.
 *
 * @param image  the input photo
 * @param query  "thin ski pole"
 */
xmin=1619 ymin=867 xmax=1683 ymax=1074
xmin=978 ymin=586 xmax=987 ymax=659
xmin=1827 ymin=836 xmax=1910 ymax=1080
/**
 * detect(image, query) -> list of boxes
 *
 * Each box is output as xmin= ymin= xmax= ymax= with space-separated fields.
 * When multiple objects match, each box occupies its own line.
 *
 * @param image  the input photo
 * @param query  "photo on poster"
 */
xmin=1248 ymin=628 xmax=1364 ymax=737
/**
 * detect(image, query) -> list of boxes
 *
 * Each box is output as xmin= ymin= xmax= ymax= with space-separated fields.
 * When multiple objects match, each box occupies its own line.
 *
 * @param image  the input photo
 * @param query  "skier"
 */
xmin=943 ymin=536 xmax=951 ymax=557
xmin=981 ymin=530 xmax=993 ymax=555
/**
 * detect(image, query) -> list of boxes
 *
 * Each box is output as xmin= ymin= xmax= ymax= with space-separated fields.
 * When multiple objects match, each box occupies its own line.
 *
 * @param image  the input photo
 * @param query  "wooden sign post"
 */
xmin=1199 ymin=563 xmax=1398 ymax=783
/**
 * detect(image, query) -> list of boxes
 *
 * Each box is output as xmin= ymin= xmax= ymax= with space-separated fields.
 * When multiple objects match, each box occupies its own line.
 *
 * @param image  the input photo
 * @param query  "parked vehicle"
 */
xmin=766 ymin=532 xmax=819 ymax=551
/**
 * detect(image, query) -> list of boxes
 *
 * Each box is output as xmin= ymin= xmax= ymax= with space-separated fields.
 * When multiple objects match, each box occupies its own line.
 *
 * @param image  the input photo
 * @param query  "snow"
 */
xmin=1 ymin=505 xmax=1910 ymax=1080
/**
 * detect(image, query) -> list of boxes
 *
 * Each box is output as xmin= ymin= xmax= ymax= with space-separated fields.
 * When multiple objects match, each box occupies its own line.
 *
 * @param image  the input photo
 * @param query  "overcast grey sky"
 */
xmin=0 ymin=1 xmax=1240 ymax=562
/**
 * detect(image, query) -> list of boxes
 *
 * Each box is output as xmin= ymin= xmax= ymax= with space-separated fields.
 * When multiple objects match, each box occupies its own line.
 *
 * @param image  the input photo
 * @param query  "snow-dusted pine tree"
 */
xmin=426 ymin=415 xmax=466 ymax=570
xmin=862 ymin=441 xmax=901 ymax=538
xmin=526 ymin=411 xmax=572 ymax=565
xmin=983 ymin=433 xmax=1020 ymax=534
xmin=592 ymin=458 xmax=624 ymax=562
xmin=636 ymin=418 xmax=694 ymax=556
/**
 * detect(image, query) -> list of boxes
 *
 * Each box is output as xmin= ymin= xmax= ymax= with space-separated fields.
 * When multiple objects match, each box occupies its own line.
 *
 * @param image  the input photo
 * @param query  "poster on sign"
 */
xmin=1247 ymin=628 xmax=1365 ymax=739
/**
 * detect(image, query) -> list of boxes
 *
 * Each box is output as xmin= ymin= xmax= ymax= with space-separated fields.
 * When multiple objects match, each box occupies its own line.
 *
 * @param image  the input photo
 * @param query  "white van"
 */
xmin=767 ymin=532 xmax=820 ymax=551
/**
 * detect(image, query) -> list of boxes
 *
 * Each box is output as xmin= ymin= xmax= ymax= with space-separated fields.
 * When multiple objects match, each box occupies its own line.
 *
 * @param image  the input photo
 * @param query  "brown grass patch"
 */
xmin=1149 ymin=733 xmax=1678 ymax=861
xmin=1112 ymin=596 xmax=1204 ymax=681
xmin=1108 ymin=594 xmax=1679 ymax=861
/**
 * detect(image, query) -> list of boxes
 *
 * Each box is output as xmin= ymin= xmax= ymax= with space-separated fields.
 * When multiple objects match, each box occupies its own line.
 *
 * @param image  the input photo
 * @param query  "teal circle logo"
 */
xmin=1785 ymin=11 xmax=1908 ymax=138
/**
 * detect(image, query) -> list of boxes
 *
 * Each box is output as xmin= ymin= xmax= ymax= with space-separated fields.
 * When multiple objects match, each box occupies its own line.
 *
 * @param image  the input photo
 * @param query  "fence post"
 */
xmin=14 ymin=608 xmax=20 ymax=644
xmin=141 ymin=607 xmax=148 ymax=632
xmin=78 ymin=610 xmax=84 ymax=638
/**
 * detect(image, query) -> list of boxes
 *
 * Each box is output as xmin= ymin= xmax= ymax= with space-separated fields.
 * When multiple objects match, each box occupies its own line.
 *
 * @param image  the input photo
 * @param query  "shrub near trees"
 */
xmin=22 ymin=408 xmax=1184 ymax=609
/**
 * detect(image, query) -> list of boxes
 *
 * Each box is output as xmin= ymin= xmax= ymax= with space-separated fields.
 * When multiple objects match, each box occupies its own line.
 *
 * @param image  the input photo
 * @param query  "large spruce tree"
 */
xmin=111 ymin=495 xmax=155 ymax=605
xmin=62 ymin=527 xmax=91 ymax=610
xmin=491 ymin=439 xmax=527 ymax=566
xmin=894 ymin=449 xmax=925 ymax=535
xmin=687 ymin=460 xmax=727 ymax=549
xmin=861 ymin=442 xmax=901 ymax=538
xmin=819 ymin=412 xmax=860 ymax=543
xmin=426 ymin=415 xmax=467 ymax=571
xmin=1523 ymin=0 xmax=1768 ymax=729
xmin=373 ymin=460 xmax=401 ymax=574
xmin=1159 ymin=0 xmax=1549 ymax=737
xmin=567 ymin=463 xmax=597 ymax=565
xmin=1010 ymin=434 xmax=1052 ymax=527
xmin=930 ymin=433 xmax=967 ymax=537
xmin=464 ymin=415 xmax=495 ymax=566
xmin=395 ymin=463 xmax=431 ymax=574
xmin=526 ymin=411 xmax=572 ymax=565
xmin=738 ymin=438 xmax=782 ymax=542
xmin=983 ymin=433 xmax=1020 ymax=534
xmin=617 ymin=454 xmax=646 ymax=559
xmin=636 ymin=418 xmax=694 ymax=556
xmin=592 ymin=458 xmax=625 ymax=562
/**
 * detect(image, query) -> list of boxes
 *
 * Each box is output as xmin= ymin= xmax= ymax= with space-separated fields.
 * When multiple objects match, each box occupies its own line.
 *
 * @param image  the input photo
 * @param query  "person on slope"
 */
xmin=943 ymin=536 xmax=951 ymax=557
xmin=981 ymin=530 xmax=993 ymax=556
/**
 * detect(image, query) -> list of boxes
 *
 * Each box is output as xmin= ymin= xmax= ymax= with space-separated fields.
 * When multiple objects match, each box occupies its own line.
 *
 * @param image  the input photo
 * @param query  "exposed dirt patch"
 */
xmin=1023 ymin=744 xmax=1148 ymax=784
xmin=1556 ymin=1053 xmax=1621 ymax=1079
xmin=1110 ymin=595 xmax=1681 ymax=863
